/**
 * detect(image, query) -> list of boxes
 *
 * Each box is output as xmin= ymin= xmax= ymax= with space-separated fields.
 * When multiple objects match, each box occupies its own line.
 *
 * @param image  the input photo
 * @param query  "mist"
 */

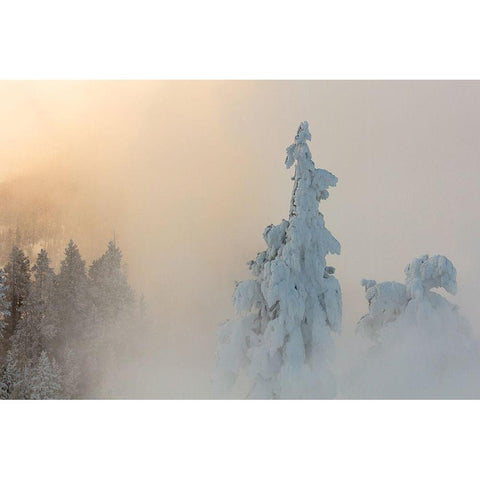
xmin=1 ymin=81 xmax=480 ymax=398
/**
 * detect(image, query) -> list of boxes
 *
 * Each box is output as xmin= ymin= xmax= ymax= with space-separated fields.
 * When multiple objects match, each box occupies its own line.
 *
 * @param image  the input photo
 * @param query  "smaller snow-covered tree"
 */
xmin=89 ymin=240 xmax=135 ymax=322
xmin=87 ymin=241 xmax=136 ymax=394
xmin=52 ymin=240 xmax=91 ymax=396
xmin=3 ymin=246 xmax=31 ymax=338
xmin=0 ymin=268 xmax=7 ymax=339
xmin=31 ymin=249 xmax=57 ymax=348
xmin=32 ymin=250 xmax=56 ymax=302
xmin=30 ymin=351 xmax=62 ymax=400
xmin=356 ymin=279 xmax=407 ymax=341
xmin=55 ymin=240 xmax=89 ymax=335
xmin=356 ymin=254 xmax=461 ymax=341
xmin=353 ymin=254 xmax=477 ymax=398
xmin=0 ymin=350 xmax=21 ymax=399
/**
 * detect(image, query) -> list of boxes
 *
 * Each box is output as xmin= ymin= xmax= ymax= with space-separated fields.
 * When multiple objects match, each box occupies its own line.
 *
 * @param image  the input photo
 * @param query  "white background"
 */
xmin=1 ymin=1 xmax=480 ymax=479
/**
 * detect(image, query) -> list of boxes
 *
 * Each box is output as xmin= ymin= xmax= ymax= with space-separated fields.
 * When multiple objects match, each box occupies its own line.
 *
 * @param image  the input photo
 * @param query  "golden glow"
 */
xmin=1 ymin=81 xmax=480 ymax=396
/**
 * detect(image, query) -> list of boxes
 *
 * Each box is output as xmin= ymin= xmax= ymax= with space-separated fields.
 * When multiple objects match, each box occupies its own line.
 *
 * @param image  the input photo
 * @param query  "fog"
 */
xmin=1 ymin=81 xmax=480 ymax=397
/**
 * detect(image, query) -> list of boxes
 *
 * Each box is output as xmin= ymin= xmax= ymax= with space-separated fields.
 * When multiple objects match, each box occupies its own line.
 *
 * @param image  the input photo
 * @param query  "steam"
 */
xmin=338 ymin=316 xmax=480 ymax=399
xmin=336 ymin=255 xmax=480 ymax=399
xmin=2 ymin=81 xmax=480 ymax=397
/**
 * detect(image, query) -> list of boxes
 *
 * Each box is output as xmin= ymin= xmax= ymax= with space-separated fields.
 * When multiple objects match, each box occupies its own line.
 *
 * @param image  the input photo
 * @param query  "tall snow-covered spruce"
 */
xmin=217 ymin=122 xmax=342 ymax=398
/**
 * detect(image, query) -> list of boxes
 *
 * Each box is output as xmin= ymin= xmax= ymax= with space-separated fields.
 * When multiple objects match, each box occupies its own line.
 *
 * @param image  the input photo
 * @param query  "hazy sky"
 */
xmin=1 ymin=81 xmax=480 ymax=396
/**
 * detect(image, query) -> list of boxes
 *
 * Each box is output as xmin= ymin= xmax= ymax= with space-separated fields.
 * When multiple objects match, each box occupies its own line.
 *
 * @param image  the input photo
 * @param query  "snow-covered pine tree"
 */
xmin=53 ymin=240 xmax=91 ymax=396
xmin=217 ymin=122 xmax=342 ymax=398
xmin=352 ymin=254 xmax=479 ymax=398
xmin=31 ymin=249 xmax=57 ymax=348
xmin=356 ymin=254 xmax=462 ymax=342
xmin=87 ymin=240 xmax=136 ymax=396
xmin=3 ymin=246 xmax=31 ymax=339
xmin=32 ymin=249 xmax=56 ymax=304
xmin=0 ymin=268 xmax=7 ymax=339
xmin=89 ymin=241 xmax=135 ymax=322
xmin=30 ymin=350 xmax=62 ymax=400
xmin=54 ymin=240 xmax=90 ymax=343
xmin=0 ymin=246 xmax=31 ymax=369
xmin=0 ymin=350 xmax=19 ymax=399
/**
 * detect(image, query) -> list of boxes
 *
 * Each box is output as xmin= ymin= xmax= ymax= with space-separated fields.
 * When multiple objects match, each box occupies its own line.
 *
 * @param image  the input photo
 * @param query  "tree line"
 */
xmin=0 ymin=239 xmax=144 ymax=399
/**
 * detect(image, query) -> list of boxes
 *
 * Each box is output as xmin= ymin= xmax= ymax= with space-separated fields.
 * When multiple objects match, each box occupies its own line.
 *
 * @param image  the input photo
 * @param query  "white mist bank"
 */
xmin=334 ymin=256 xmax=480 ymax=399
xmin=2 ymin=82 xmax=480 ymax=399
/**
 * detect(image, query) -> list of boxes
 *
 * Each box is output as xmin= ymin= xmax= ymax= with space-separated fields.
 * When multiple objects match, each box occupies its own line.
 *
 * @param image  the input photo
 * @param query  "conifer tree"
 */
xmin=217 ymin=122 xmax=342 ymax=398
xmin=352 ymin=255 xmax=478 ymax=398
xmin=3 ymin=246 xmax=31 ymax=338
xmin=0 ymin=350 xmax=19 ymax=399
xmin=31 ymin=249 xmax=57 ymax=347
xmin=1 ymin=247 xmax=31 ymax=369
xmin=32 ymin=250 xmax=56 ymax=303
xmin=0 ymin=268 xmax=7 ymax=339
xmin=89 ymin=241 xmax=135 ymax=321
xmin=88 ymin=240 xmax=136 ymax=395
xmin=357 ymin=255 xmax=462 ymax=342
xmin=55 ymin=240 xmax=89 ymax=342
xmin=53 ymin=240 xmax=90 ymax=397
xmin=30 ymin=350 xmax=62 ymax=400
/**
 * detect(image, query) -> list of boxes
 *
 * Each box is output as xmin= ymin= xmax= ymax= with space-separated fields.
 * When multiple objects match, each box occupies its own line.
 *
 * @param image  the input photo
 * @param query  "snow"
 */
xmin=0 ymin=240 xmax=140 ymax=399
xmin=350 ymin=254 xmax=480 ymax=398
xmin=357 ymin=254 xmax=459 ymax=342
xmin=0 ymin=268 xmax=6 ymax=338
xmin=405 ymin=254 xmax=457 ymax=299
xmin=356 ymin=280 xmax=407 ymax=341
xmin=217 ymin=122 xmax=342 ymax=398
